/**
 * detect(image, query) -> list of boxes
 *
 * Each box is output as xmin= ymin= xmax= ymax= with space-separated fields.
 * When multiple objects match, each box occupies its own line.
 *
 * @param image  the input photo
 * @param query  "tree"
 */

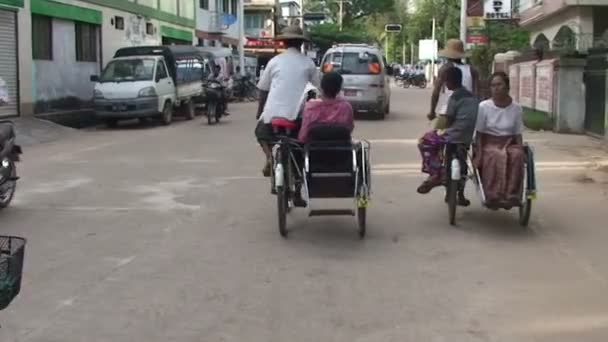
xmin=304 ymin=0 xmax=395 ymax=27
xmin=309 ymin=22 xmax=375 ymax=53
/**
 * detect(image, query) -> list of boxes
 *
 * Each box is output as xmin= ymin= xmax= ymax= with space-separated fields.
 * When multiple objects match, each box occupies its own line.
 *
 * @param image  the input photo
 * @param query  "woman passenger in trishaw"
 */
xmin=474 ymin=72 xmax=525 ymax=209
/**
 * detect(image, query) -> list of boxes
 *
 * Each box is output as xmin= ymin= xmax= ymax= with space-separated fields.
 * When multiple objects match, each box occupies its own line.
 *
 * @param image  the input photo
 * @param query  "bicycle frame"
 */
xmin=272 ymin=135 xmax=303 ymax=195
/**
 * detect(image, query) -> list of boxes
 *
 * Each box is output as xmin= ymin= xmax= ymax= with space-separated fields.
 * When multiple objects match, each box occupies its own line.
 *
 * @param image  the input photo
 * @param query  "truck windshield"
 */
xmin=100 ymin=59 xmax=156 ymax=82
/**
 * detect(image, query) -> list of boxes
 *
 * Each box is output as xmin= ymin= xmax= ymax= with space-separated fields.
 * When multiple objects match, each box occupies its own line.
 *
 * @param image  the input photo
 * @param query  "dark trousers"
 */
xmin=445 ymin=143 xmax=469 ymax=193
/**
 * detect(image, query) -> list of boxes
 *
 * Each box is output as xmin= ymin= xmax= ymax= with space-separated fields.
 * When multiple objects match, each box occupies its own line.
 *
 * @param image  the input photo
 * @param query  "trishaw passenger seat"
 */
xmin=307 ymin=125 xmax=354 ymax=174
xmin=307 ymin=124 xmax=351 ymax=143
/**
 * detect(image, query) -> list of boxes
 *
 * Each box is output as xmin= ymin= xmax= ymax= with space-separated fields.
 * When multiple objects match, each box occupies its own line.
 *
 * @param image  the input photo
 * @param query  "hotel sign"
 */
xmin=484 ymin=0 xmax=512 ymax=20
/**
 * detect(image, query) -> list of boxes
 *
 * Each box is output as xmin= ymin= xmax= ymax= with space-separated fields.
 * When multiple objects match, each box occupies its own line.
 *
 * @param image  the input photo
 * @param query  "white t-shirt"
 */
xmin=476 ymin=99 xmax=524 ymax=136
xmin=257 ymin=48 xmax=320 ymax=123
xmin=437 ymin=63 xmax=474 ymax=115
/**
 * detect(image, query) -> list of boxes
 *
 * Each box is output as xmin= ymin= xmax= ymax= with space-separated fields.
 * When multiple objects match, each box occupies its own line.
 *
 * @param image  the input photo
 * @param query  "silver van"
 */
xmin=321 ymin=44 xmax=392 ymax=119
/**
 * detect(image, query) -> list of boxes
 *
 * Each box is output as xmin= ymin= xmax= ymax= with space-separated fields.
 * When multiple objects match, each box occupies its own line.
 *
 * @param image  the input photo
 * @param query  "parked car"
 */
xmin=320 ymin=44 xmax=393 ymax=119
xmin=91 ymin=46 xmax=207 ymax=127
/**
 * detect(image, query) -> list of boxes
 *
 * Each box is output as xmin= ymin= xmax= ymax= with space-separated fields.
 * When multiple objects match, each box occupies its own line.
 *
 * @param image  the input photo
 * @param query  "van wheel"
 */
xmin=183 ymin=101 xmax=195 ymax=120
xmin=385 ymin=102 xmax=390 ymax=115
xmin=160 ymin=102 xmax=173 ymax=125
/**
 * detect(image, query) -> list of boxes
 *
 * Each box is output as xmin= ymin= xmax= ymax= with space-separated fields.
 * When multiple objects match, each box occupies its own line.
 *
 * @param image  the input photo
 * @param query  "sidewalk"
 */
xmin=10 ymin=117 xmax=81 ymax=147
xmin=524 ymin=129 xmax=608 ymax=184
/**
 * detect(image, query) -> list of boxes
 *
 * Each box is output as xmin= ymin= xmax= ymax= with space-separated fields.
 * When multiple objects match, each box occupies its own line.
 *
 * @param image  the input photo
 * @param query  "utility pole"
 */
xmin=300 ymin=0 xmax=305 ymax=54
xmin=273 ymin=0 xmax=279 ymax=55
xmin=238 ymin=0 xmax=245 ymax=76
xmin=339 ymin=0 xmax=343 ymax=31
xmin=460 ymin=0 xmax=467 ymax=43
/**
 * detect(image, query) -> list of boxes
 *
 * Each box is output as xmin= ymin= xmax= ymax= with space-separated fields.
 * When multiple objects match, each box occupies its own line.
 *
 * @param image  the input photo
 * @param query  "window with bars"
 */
xmin=75 ymin=22 xmax=98 ymax=62
xmin=231 ymin=0 xmax=237 ymax=16
xmin=32 ymin=15 xmax=53 ymax=60
xmin=200 ymin=0 xmax=209 ymax=9
xmin=222 ymin=0 xmax=229 ymax=13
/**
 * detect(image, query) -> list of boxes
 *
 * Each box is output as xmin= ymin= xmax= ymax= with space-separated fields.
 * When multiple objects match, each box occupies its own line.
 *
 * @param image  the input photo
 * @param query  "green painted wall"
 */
xmin=0 ymin=0 xmax=23 ymax=8
xmin=31 ymin=0 xmax=103 ymax=25
xmin=79 ymin=0 xmax=195 ymax=28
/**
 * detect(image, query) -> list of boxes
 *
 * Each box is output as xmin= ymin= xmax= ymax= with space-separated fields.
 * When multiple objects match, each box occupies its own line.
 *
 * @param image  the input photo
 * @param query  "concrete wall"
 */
xmin=17 ymin=1 xmax=34 ymax=116
xmin=33 ymin=18 xmax=100 ymax=110
xmin=510 ymin=57 xmax=588 ymax=134
xmin=554 ymin=59 xmax=586 ymax=133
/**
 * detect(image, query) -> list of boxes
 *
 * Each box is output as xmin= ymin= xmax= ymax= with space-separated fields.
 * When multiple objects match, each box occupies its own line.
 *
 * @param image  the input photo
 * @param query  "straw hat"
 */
xmin=439 ymin=39 xmax=466 ymax=59
xmin=275 ymin=25 xmax=310 ymax=42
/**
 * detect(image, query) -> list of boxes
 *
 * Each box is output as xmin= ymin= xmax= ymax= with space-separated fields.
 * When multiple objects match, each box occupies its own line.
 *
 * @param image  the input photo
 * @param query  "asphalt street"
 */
xmin=1 ymin=86 xmax=608 ymax=341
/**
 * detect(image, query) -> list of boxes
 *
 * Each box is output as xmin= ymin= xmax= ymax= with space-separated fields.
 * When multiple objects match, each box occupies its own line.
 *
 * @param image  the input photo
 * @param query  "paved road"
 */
xmin=2 ymin=86 xmax=608 ymax=341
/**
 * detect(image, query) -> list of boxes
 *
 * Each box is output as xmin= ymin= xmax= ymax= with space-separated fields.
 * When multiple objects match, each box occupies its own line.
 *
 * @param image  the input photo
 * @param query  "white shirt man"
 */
xmin=256 ymin=47 xmax=320 ymax=123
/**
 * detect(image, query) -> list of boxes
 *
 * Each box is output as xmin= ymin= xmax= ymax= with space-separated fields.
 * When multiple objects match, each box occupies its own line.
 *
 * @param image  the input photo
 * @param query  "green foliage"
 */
xmin=305 ymin=0 xmax=394 ymax=25
xmin=523 ymin=108 xmax=553 ymax=131
xmin=470 ymin=22 xmax=530 ymax=79
xmin=309 ymin=23 xmax=376 ymax=52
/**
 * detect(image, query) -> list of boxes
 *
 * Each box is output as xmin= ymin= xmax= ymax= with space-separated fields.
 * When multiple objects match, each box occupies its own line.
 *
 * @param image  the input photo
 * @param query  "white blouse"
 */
xmin=476 ymin=99 xmax=524 ymax=136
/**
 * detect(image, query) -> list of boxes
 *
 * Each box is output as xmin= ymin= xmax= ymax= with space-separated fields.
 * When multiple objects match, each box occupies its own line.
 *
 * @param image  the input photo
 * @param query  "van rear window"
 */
xmin=322 ymin=52 xmax=382 ymax=75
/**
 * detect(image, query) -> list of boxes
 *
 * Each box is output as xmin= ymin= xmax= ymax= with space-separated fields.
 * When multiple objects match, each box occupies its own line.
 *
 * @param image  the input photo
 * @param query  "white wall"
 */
xmin=101 ymin=9 xmax=162 ymax=66
xmin=197 ymin=0 xmax=241 ymax=42
xmin=33 ymin=18 xmax=100 ymax=105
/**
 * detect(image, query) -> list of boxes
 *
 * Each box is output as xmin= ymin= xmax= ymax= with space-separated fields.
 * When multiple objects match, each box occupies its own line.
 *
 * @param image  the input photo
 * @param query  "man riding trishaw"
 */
xmin=254 ymin=26 xmax=372 ymax=237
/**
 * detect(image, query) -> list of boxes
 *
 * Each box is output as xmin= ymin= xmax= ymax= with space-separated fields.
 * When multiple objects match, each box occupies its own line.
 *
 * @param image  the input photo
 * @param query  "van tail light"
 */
xmin=322 ymin=63 xmax=333 ymax=73
xmin=368 ymin=63 xmax=381 ymax=74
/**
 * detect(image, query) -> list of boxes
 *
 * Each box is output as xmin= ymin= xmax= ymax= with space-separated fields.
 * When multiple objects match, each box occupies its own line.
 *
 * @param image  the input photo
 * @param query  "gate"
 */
xmin=584 ymin=50 xmax=607 ymax=136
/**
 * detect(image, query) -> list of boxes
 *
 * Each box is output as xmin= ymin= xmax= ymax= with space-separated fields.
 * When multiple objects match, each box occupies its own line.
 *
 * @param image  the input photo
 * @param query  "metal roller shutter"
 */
xmin=0 ymin=10 xmax=18 ymax=118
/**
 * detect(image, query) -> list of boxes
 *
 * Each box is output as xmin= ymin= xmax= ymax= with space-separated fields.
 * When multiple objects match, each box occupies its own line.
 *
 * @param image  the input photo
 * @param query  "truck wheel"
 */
xmin=160 ymin=102 xmax=173 ymax=126
xmin=184 ymin=101 xmax=195 ymax=120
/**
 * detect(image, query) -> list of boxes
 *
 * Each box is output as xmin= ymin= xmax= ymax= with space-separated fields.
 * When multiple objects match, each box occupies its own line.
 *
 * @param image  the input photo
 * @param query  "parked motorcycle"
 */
xmin=204 ymin=79 xmax=226 ymax=125
xmin=233 ymin=75 xmax=258 ymax=102
xmin=409 ymin=73 xmax=427 ymax=89
xmin=0 ymin=121 xmax=22 ymax=209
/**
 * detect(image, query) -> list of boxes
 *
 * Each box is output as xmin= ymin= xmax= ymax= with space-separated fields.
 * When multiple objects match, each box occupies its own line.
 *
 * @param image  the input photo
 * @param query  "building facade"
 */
xmin=196 ymin=0 xmax=241 ymax=47
xmin=513 ymin=1 xmax=608 ymax=139
xmin=519 ymin=0 xmax=608 ymax=52
xmin=0 ymin=0 xmax=196 ymax=118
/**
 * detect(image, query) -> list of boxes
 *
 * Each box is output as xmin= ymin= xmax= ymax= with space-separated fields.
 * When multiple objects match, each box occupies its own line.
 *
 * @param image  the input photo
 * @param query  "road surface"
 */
xmin=2 ymin=86 xmax=608 ymax=341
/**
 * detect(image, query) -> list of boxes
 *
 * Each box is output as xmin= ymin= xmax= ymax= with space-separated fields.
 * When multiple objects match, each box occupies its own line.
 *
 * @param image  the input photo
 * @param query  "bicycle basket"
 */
xmin=0 ymin=236 xmax=26 ymax=311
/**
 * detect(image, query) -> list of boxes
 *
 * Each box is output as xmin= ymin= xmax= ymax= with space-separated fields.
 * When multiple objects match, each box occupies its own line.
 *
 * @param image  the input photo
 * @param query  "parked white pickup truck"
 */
xmin=91 ymin=46 xmax=210 ymax=127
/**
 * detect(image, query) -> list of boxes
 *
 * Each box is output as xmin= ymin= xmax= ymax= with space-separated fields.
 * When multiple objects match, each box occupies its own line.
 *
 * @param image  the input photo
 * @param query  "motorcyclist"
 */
xmin=208 ymin=65 xmax=229 ymax=116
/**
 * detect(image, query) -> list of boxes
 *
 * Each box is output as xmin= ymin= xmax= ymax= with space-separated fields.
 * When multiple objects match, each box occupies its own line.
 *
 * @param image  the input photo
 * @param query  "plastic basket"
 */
xmin=0 ymin=236 xmax=26 ymax=310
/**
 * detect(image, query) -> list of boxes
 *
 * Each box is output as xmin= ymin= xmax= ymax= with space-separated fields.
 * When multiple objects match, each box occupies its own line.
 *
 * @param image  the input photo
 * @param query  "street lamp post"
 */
xmin=460 ymin=0 xmax=467 ymax=43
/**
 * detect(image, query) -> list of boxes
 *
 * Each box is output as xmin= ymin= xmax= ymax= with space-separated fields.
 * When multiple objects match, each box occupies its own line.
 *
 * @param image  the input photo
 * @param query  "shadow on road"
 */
xmin=456 ymin=209 xmax=540 ymax=240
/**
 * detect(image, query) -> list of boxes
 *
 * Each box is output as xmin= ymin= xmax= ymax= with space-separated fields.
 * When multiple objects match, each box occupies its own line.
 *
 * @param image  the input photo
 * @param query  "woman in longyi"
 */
xmin=474 ymin=72 xmax=525 ymax=209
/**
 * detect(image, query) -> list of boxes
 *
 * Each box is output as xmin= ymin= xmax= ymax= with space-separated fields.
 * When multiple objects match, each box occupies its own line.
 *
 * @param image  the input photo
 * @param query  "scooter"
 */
xmin=409 ymin=73 xmax=427 ymax=89
xmin=203 ymin=79 xmax=226 ymax=125
xmin=0 ymin=120 xmax=22 ymax=209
